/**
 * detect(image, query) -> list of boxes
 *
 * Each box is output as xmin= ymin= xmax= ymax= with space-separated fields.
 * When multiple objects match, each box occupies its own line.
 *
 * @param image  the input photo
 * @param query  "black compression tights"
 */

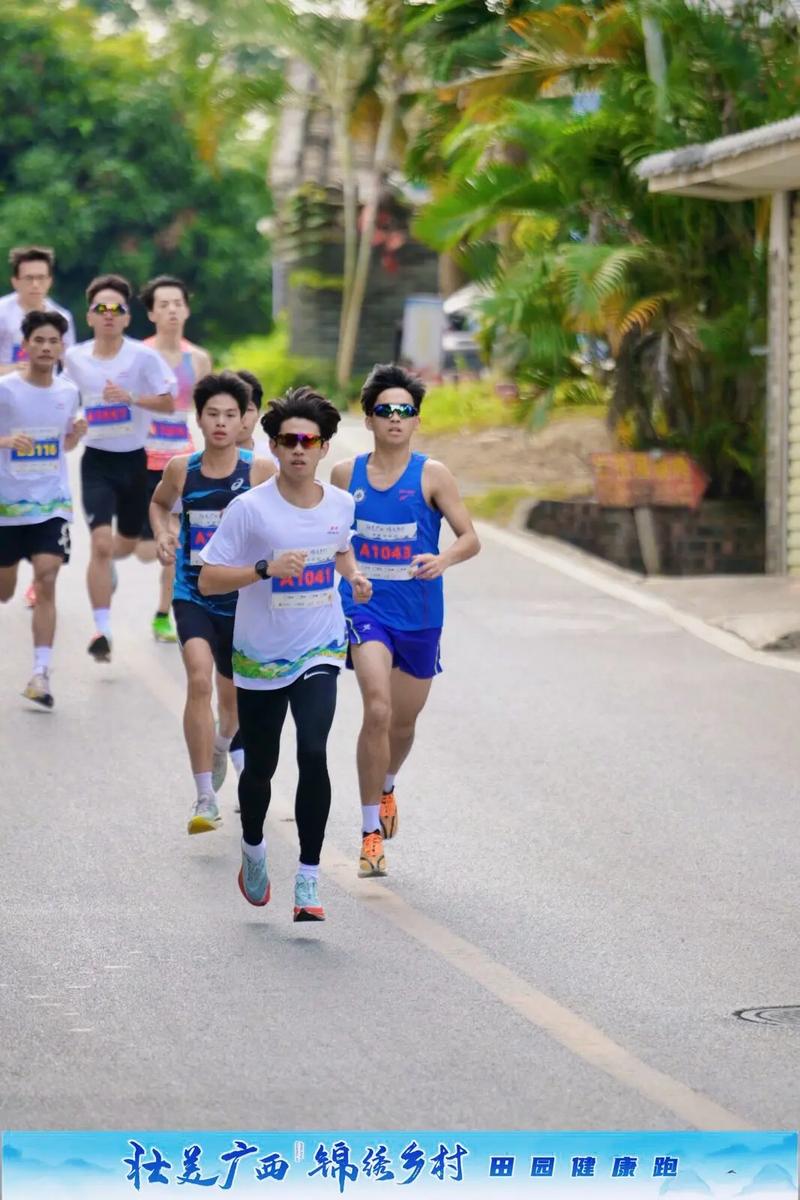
xmin=236 ymin=666 xmax=339 ymax=865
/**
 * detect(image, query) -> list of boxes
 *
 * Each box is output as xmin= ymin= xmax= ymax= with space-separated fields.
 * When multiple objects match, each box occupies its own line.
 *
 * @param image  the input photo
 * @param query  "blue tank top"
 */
xmin=340 ymin=452 xmax=444 ymax=631
xmin=173 ymin=448 xmax=254 ymax=616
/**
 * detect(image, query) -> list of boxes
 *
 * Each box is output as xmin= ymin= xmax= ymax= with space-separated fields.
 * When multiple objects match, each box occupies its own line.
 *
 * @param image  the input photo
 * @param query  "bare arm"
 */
xmin=192 ymin=347 xmax=213 ymax=377
xmin=103 ymin=379 xmax=175 ymax=414
xmin=415 ymin=460 xmax=480 ymax=579
xmin=150 ymin=457 xmax=188 ymax=562
xmin=335 ymin=547 xmax=372 ymax=603
xmin=63 ymin=416 xmax=88 ymax=452
xmin=250 ymin=457 xmax=276 ymax=486
xmin=199 ymin=562 xmax=260 ymax=595
xmin=330 ymin=458 xmax=354 ymax=490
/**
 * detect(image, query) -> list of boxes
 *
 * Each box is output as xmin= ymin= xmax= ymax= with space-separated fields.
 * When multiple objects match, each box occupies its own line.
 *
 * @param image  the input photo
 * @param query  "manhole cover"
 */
xmin=734 ymin=1006 xmax=800 ymax=1027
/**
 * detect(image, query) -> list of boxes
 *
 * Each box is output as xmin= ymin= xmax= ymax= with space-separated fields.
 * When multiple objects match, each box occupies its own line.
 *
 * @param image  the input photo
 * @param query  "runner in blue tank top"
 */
xmin=149 ymin=372 xmax=274 ymax=835
xmin=332 ymin=363 xmax=481 ymax=878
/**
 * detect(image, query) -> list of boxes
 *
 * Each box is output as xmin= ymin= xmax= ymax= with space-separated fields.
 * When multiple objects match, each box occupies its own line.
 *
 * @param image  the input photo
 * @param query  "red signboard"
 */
xmin=590 ymin=451 xmax=709 ymax=509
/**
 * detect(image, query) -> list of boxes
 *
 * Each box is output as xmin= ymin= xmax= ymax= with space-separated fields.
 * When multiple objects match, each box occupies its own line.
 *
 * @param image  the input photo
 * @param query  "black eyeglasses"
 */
xmin=274 ymin=433 xmax=324 ymax=449
xmin=372 ymin=402 xmax=418 ymax=419
xmin=90 ymin=302 xmax=128 ymax=315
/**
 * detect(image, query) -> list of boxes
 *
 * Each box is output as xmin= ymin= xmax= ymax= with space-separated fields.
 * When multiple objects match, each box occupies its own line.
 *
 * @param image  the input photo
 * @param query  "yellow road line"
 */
xmin=123 ymin=635 xmax=750 ymax=1131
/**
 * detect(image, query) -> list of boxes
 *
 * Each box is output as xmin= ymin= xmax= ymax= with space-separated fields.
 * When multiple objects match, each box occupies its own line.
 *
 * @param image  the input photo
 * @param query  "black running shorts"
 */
xmin=81 ymin=446 xmax=148 ymax=539
xmin=173 ymin=599 xmax=235 ymax=679
xmin=0 ymin=518 xmax=71 ymax=567
xmin=140 ymin=469 xmax=163 ymax=541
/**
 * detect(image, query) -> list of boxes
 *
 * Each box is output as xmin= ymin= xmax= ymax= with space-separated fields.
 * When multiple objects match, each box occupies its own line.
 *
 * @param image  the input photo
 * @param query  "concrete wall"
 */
xmin=527 ymin=500 xmax=765 ymax=575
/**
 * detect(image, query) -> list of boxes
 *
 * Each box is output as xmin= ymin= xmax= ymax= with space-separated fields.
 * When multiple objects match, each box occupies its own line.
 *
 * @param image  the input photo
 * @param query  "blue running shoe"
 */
xmin=293 ymin=873 xmax=325 ymax=922
xmin=239 ymin=846 xmax=270 ymax=907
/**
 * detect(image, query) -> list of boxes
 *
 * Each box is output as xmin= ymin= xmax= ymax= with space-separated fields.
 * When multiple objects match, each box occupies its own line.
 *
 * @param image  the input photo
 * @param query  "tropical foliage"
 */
xmin=407 ymin=0 xmax=800 ymax=499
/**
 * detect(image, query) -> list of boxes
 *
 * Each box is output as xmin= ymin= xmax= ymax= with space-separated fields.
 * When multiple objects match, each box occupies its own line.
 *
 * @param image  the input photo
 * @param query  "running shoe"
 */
xmin=87 ymin=634 xmax=111 ymax=663
xmin=293 ymin=874 xmax=326 ymax=922
xmin=379 ymin=789 xmax=398 ymax=839
xmin=24 ymin=582 xmax=37 ymax=608
xmin=22 ymin=672 xmax=53 ymax=709
xmin=238 ymin=847 xmax=271 ymax=906
xmin=359 ymin=831 xmax=387 ymax=877
xmin=152 ymin=613 xmax=177 ymax=643
xmin=187 ymin=794 xmax=221 ymax=835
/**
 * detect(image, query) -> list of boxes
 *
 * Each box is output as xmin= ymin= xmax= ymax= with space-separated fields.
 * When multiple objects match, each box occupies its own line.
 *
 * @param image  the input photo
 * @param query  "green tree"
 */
xmin=0 ymin=1 xmax=273 ymax=349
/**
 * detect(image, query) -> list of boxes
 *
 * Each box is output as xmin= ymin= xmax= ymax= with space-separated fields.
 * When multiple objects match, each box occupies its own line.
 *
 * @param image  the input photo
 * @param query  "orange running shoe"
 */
xmin=359 ymin=831 xmax=387 ymax=878
xmin=24 ymin=582 xmax=37 ymax=608
xmin=379 ymin=790 xmax=398 ymax=839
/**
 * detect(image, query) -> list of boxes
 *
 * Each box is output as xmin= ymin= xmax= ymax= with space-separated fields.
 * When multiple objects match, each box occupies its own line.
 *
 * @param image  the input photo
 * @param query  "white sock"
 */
xmin=242 ymin=838 xmax=265 ymax=861
xmin=34 ymin=646 xmax=52 ymax=675
xmin=194 ymin=772 xmax=213 ymax=800
xmin=362 ymin=804 xmax=380 ymax=834
xmin=297 ymin=862 xmax=318 ymax=880
xmin=214 ymin=732 xmax=232 ymax=753
xmin=93 ymin=608 xmax=111 ymax=637
xmin=383 ymin=773 xmax=396 ymax=793
xmin=231 ymin=749 xmax=245 ymax=777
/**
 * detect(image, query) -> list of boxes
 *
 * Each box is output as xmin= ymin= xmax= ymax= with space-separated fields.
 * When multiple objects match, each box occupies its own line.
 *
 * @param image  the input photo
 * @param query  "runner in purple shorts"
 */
xmin=331 ymin=363 xmax=481 ymax=878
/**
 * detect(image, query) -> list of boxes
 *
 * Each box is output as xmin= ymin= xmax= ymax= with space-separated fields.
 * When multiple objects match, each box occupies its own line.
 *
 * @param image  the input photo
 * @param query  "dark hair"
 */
xmin=10 ymin=246 xmax=55 ymax=276
xmin=235 ymin=370 xmax=264 ymax=410
xmin=360 ymin=363 xmax=425 ymax=415
xmin=20 ymin=310 xmax=69 ymax=340
xmin=193 ymin=371 xmax=250 ymax=417
xmin=86 ymin=274 xmax=132 ymax=305
xmin=140 ymin=274 xmax=190 ymax=311
xmin=261 ymin=386 xmax=341 ymax=441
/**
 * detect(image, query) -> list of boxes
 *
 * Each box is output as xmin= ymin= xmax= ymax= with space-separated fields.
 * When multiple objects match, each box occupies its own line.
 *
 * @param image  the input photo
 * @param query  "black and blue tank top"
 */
xmin=173 ymin=448 xmax=253 ymax=616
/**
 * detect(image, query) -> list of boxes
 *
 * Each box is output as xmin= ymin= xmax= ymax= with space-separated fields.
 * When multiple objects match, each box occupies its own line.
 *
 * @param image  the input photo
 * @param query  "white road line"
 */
xmin=478 ymin=521 xmax=800 ymax=676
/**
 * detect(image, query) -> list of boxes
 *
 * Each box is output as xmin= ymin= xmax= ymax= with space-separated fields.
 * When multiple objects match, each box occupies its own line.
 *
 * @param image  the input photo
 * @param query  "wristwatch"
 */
xmin=255 ymin=559 xmax=270 ymax=580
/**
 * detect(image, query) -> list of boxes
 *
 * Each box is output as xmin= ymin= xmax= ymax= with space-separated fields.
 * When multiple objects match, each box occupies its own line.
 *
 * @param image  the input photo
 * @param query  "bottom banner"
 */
xmin=1 ymin=1131 xmax=796 ymax=1198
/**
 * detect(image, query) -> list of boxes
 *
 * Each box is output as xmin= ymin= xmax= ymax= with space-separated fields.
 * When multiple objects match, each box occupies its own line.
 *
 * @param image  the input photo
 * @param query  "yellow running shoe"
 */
xmin=359 ymin=831 xmax=387 ymax=877
xmin=379 ymin=790 xmax=398 ymax=839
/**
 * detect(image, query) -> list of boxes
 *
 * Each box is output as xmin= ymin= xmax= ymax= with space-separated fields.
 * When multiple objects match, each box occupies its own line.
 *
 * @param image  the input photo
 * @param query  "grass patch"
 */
xmin=466 ymin=480 xmax=593 ymax=524
xmin=418 ymin=380 xmax=516 ymax=435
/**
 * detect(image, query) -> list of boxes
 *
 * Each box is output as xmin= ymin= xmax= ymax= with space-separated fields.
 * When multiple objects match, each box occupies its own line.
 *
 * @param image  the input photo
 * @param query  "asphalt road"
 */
xmin=1 ymin=416 xmax=799 ymax=1132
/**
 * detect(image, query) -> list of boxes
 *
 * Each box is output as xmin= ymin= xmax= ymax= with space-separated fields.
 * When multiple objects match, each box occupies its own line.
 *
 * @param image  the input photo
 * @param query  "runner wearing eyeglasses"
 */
xmin=331 ymin=363 xmax=481 ymax=878
xmin=64 ymin=274 xmax=177 ymax=663
xmin=198 ymin=387 xmax=372 ymax=922
xmin=149 ymin=372 xmax=275 ymax=834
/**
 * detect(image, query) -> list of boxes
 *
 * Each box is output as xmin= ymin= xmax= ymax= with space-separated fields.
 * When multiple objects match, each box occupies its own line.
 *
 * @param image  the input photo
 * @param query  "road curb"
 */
xmin=479 ymin=509 xmax=800 ymax=676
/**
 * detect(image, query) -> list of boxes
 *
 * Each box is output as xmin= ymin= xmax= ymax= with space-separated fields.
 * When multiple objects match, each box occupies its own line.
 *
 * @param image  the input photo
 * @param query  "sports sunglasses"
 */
xmin=90 ymin=302 xmax=128 ymax=315
xmin=372 ymin=402 xmax=418 ymax=419
xmin=274 ymin=432 xmax=324 ymax=449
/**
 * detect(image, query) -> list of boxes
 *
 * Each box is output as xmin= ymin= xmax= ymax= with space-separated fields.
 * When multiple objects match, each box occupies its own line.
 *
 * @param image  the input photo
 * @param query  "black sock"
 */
xmin=155 ymin=610 xmax=169 ymax=619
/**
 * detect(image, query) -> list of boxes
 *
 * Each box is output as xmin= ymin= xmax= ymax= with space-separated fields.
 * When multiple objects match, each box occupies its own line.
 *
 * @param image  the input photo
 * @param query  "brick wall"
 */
xmin=526 ymin=500 xmax=765 ymax=575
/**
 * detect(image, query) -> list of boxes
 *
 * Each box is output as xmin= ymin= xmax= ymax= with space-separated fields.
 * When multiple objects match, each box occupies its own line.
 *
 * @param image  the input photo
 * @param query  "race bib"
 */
xmin=354 ymin=518 xmax=417 ymax=581
xmin=9 ymin=426 xmax=60 ymax=477
xmin=147 ymin=418 xmax=191 ymax=454
xmin=271 ymin=543 xmax=338 ymax=609
xmin=188 ymin=509 xmax=221 ymax=566
xmin=85 ymin=400 xmax=133 ymax=440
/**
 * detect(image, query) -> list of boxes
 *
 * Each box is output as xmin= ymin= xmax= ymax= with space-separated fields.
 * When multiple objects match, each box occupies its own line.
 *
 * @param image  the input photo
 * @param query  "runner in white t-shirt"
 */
xmin=64 ymin=273 xmax=176 ymax=664
xmin=0 ymin=246 xmax=76 ymax=374
xmin=0 ymin=247 xmax=77 ymax=609
xmin=0 ymin=310 xmax=87 ymax=707
xmin=198 ymin=386 xmax=372 ymax=922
